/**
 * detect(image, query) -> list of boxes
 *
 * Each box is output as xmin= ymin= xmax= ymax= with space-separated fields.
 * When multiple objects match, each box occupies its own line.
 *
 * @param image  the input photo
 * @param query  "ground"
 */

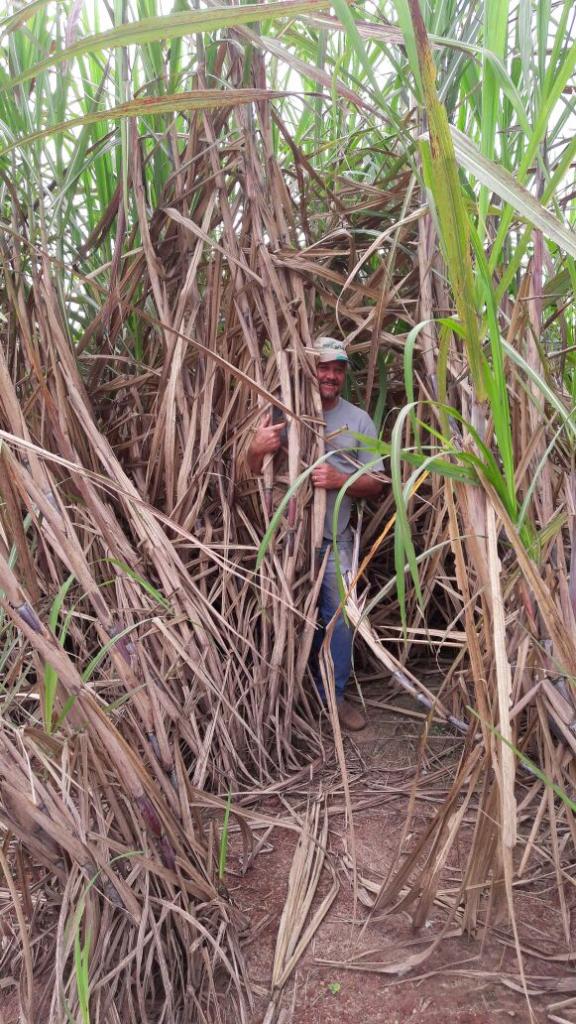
xmin=2 ymin=693 xmax=575 ymax=1024
xmin=224 ymin=694 xmax=576 ymax=1024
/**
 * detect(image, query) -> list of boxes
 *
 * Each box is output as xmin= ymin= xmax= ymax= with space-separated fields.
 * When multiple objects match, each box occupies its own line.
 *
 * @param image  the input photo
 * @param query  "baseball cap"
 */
xmin=312 ymin=336 xmax=350 ymax=364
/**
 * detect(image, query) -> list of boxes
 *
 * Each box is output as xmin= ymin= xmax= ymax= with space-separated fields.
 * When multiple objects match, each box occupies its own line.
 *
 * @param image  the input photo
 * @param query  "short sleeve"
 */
xmin=356 ymin=413 xmax=384 ymax=472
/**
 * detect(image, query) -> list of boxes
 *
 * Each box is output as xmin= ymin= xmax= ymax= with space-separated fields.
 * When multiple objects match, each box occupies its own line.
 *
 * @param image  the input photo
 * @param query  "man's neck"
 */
xmin=321 ymin=396 xmax=341 ymax=412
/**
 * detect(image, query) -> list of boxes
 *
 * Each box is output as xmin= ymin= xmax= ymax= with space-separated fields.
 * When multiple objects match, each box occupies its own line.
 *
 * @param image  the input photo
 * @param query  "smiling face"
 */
xmin=316 ymin=359 xmax=347 ymax=410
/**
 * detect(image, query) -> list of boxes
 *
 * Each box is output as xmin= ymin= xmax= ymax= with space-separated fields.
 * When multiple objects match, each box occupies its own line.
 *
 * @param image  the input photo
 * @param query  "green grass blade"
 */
xmin=218 ymin=789 xmax=232 ymax=881
xmin=43 ymin=573 xmax=76 ymax=734
xmin=469 ymin=708 xmax=576 ymax=816
xmin=74 ymin=922 xmax=92 ymax=1024
xmin=82 ymin=619 xmax=152 ymax=683
xmin=330 ymin=0 xmax=383 ymax=103
xmin=106 ymin=559 xmax=171 ymax=609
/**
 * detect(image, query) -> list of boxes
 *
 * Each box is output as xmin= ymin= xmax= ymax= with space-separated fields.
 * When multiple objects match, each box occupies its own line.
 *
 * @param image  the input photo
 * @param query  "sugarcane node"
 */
xmin=136 ymin=794 xmax=163 ymax=838
xmin=15 ymin=601 xmax=43 ymax=634
xmin=158 ymin=835 xmax=177 ymax=871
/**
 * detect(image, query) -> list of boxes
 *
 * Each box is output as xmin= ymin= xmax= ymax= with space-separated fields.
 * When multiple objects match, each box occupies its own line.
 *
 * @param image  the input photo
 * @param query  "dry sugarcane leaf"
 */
xmin=270 ymin=801 xmax=336 ymax=993
xmin=486 ymin=502 xmax=517 ymax=849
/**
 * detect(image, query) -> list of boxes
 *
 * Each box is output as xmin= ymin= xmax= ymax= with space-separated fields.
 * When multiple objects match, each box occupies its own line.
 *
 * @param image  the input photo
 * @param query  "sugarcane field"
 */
xmin=2 ymin=0 xmax=576 ymax=1022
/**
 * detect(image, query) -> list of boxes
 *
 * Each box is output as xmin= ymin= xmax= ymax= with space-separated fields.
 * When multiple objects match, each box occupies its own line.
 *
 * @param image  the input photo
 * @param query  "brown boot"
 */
xmin=337 ymin=700 xmax=366 ymax=731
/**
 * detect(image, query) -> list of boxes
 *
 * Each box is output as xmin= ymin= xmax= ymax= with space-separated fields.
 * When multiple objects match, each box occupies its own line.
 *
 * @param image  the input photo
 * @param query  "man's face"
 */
xmin=316 ymin=360 xmax=347 ymax=409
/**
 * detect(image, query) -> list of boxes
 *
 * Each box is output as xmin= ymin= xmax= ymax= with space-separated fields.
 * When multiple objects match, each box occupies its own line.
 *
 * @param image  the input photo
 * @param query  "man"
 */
xmin=247 ymin=337 xmax=384 ymax=730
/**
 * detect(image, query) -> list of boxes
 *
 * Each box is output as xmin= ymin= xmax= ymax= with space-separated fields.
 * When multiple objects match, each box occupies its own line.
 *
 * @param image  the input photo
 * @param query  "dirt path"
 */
xmin=226 ymin=700 xmax=576 ymax=1024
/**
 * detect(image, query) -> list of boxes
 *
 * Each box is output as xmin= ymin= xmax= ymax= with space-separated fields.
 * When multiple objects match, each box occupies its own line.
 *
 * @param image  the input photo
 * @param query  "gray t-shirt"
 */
xmin=323 ymin=398 xmax=383 ymax=542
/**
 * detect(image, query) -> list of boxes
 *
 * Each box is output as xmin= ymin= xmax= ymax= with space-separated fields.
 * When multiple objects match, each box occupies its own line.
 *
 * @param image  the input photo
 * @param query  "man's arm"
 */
xmin=311 ymin=463 xmax=384 ymax=499
xmin=246 ymin=411 xmax=285 ymax=474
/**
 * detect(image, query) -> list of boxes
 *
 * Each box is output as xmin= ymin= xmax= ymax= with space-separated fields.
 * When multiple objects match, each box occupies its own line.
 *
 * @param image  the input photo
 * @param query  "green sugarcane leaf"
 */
xmin=405 ymin=0 xmax=486 ymax=399
xmin=0 ymin=0 xmax=52 ymax=35
xmin=0 ymin=89 xmax=287 ymax=158
xmin=449 ymin=126 xmax=576 ymax=259
xmin=1 ymin=1 xmax=329 ymax=90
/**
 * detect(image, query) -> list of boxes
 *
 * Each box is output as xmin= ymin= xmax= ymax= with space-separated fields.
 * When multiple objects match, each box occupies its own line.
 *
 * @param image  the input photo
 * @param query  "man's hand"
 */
xmin=311 ymin=464 xmax=347 ymax=491
xmin=312 ymin=462 xmax=385 ymax=499
xmin=247 ymin=411 xmax=285 ymax=474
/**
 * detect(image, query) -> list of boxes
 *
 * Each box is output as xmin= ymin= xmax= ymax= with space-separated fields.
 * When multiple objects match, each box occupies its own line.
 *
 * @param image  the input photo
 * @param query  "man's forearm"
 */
xmin=344 ymin=474 xmax=385 ymax=500
xmin=247 ymin=448 xmax=264 ymax=475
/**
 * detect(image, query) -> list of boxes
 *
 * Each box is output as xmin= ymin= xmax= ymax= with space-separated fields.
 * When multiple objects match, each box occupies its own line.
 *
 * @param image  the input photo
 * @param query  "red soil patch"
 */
xmin=225 ymin=705 xmax=576 ymax=1023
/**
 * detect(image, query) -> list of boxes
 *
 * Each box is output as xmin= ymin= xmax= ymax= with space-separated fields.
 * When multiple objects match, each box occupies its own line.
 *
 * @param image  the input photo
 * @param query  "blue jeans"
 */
xmin=312 ymin=543 xmax=353 ymax=703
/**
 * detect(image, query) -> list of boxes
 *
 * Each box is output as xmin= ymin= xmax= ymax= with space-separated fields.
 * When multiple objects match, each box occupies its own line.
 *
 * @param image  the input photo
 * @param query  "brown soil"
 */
xmin=225 ymin=698 xmax=576 ymax=1024
xmin=2 ymin=699 xmax=575 ymax=1024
